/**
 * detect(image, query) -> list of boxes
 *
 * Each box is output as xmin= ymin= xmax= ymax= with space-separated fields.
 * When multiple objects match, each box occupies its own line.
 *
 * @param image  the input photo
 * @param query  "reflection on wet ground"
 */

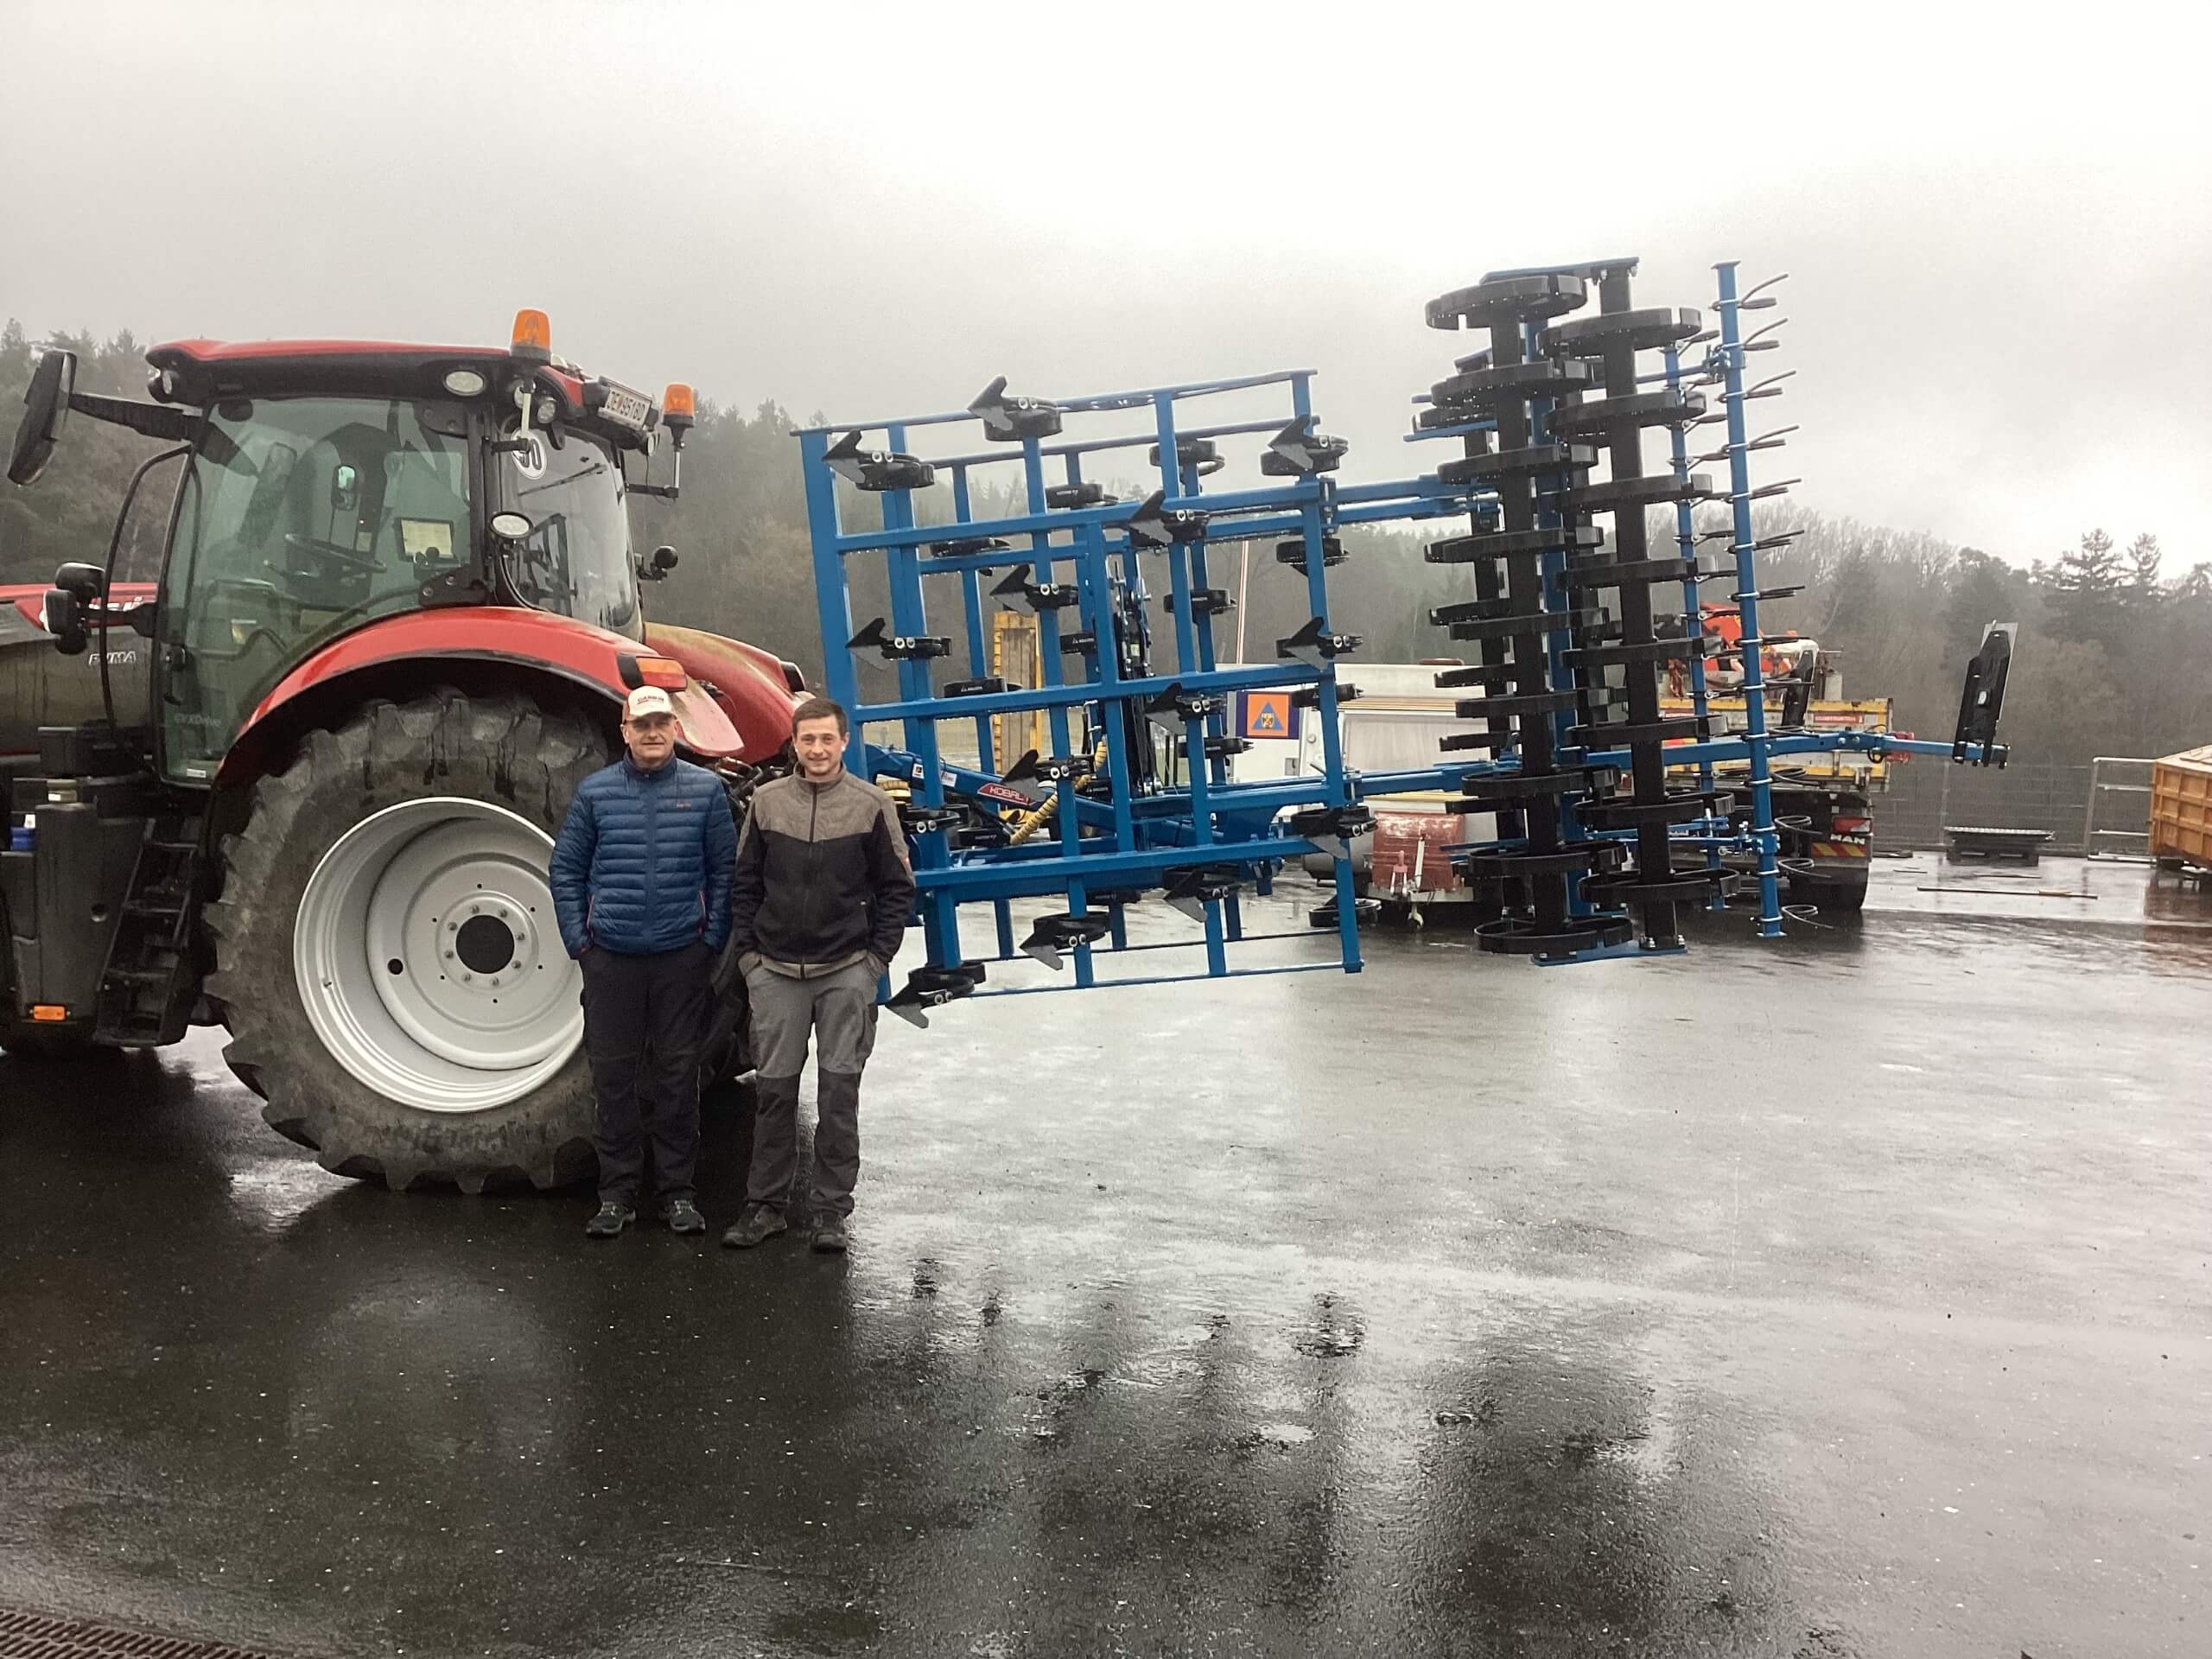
xmin=1871 ymin=849 xmax=2212 ymax=931
xmin=3 ymin=860 xmax=2207 ymax=1656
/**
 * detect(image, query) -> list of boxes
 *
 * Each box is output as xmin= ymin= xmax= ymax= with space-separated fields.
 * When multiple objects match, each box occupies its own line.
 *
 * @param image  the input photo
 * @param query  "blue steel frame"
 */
xmin=795 ymin=329 xmax=2000 ymax=1007
xmin=1712 ymin=262 xmax=1786 ymax=935
xmin=796 ymin=371 xmax=1483 ymax=999
xmin=1664 ymin=344 xmax=1728 ymax=911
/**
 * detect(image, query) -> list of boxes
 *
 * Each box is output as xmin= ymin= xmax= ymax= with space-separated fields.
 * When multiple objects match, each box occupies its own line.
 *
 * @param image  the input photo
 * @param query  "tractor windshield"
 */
xmin=493 ymin=428 xmax=641 ymax=639
xmin=161 ymin=396 xmax=473 ymax=780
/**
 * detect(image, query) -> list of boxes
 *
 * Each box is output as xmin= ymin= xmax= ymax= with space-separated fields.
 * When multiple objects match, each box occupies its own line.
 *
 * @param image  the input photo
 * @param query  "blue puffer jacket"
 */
xmin=549 ymin=757 xmax=738 ymax=957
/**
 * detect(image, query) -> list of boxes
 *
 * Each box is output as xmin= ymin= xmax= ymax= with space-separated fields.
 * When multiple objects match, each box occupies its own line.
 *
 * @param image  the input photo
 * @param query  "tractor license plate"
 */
xmin=597 ymin=382 xmax=652 ymax=430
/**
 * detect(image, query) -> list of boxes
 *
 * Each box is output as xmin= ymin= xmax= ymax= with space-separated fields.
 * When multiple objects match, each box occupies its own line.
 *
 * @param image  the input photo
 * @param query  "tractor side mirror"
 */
xmin=9 ymin=349 xmax=78 ymax=486
xmin=41 ymin=588 xmax=87 ymax=656
xmin=53 ymin=562 xmax=105 ymax=603
xmin=637 ymin=544 xmax=678 ymax=582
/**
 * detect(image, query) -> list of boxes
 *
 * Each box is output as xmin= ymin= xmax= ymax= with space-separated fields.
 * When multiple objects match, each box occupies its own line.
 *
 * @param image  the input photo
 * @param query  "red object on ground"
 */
xmin=1371 ymin=811 xmax=1465 ymax=894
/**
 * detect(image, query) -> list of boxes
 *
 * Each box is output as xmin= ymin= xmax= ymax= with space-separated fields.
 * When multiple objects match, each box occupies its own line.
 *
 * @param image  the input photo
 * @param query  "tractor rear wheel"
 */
xmin=208 ymin=690 xmax=747 ymax=1192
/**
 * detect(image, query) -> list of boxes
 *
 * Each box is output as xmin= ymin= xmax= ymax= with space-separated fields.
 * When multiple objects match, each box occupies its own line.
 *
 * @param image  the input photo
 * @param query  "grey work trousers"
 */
xmin=743 ymin=957 xmax=880 ymax=1217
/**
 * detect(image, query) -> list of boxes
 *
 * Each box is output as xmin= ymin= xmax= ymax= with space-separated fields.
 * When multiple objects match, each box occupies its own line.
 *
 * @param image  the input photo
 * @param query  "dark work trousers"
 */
xmin=581 ymin=941 xmax=712 ymax=1207
xmin=743 ymin=957 xmax=879 ymax=1217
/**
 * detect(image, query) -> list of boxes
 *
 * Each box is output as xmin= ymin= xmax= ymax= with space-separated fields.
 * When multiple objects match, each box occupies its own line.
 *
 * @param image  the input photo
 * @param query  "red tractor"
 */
xmin=3 ymin=311 xmax=799 ymax=1191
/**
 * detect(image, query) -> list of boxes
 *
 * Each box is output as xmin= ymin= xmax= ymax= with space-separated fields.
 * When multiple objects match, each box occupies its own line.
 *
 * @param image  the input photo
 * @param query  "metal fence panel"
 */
xmin=1877 ymin=761 xmax=2124 ymax=854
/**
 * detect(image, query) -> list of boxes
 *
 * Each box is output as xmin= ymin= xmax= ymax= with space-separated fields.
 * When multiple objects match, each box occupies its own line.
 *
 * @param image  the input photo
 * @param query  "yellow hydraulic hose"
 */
xmin=1006 ymin=741 xmax=1107 ymax=846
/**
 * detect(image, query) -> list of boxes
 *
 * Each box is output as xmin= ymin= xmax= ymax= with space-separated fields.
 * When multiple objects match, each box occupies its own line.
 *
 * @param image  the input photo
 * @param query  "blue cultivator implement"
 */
xmin=795 ymin=257 xmax=2013 ymax=1024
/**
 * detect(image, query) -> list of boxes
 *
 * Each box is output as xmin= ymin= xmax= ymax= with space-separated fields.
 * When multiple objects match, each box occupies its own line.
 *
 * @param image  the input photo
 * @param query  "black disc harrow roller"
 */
xmin=1422 ymin=264 xmax=1729 ymax=955
xmin=1421 ymin=272 xmax=1628 ymax=957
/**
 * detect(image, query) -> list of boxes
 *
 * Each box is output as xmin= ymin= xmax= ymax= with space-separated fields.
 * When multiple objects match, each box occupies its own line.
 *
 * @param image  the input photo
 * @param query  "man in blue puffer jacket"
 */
xmin=550 ymin=686 xmax=737 ymax=1239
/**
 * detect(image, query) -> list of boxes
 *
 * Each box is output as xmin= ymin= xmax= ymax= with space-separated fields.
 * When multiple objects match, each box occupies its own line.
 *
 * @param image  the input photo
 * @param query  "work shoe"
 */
xmin=584 ymin=1201 xmax=634 ymax=1239
xmin=721 ymin=1205 xmax=788 ymax=1249
xmin=661 ymin=1197 xmax=707 ymax=1236
xmin=810 ymin=1211 xmax=850 ymax=1255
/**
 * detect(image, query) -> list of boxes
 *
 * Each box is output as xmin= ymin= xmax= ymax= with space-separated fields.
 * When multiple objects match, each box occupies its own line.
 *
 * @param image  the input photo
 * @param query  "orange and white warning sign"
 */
xmin=1238 ymin=690 xmax=1300 ymax=741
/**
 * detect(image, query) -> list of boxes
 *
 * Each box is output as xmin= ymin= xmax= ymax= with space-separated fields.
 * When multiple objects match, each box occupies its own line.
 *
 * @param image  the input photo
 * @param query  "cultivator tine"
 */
xmin=969 ymin=375 xmax=1064 ymax=442
xmin=1262 ymin=414 xmax=1350 ymax=475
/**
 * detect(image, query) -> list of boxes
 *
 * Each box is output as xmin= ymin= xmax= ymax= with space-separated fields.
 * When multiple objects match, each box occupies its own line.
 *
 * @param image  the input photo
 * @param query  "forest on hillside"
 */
xmin=6 ymin=321 xmax=2208 ymax=771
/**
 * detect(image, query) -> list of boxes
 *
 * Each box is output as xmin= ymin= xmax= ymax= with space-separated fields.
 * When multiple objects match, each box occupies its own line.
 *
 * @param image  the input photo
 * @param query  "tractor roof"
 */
xmin=142 ymin=338 xmax=652 ymax=444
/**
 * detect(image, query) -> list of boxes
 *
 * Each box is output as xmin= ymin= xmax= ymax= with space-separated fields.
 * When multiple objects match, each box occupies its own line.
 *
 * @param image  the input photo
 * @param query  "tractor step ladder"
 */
xmin=94 ymin=812 xmax=204 ymax=1046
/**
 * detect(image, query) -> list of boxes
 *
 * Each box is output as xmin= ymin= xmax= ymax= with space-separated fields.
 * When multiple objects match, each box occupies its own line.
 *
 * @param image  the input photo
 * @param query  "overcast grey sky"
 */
xmin=6 ymin=0 xmax=2207 ymax=565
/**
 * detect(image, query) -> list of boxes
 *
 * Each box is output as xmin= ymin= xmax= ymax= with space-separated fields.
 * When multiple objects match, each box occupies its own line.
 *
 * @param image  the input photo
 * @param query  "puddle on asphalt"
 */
xmin=1292 ymin=1294 xmax=1365 ymax=1358
xmin=224 ymin=1158 xmax=340 ymax=1230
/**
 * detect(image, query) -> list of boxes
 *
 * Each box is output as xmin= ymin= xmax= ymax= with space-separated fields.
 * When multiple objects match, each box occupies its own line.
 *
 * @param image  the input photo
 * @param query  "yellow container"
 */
xmin=2151 ymin=744 xmax=2212 ymax=870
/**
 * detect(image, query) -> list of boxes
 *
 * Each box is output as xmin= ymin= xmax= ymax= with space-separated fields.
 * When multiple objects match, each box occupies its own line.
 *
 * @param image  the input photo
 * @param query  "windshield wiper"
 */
xmin=517 ymin=459 xmax=607 ymax=499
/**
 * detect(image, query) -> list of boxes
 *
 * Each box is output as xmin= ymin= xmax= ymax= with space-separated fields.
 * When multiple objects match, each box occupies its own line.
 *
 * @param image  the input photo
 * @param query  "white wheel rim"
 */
xmin=294 ymin=798 xmax=582 ymax=1113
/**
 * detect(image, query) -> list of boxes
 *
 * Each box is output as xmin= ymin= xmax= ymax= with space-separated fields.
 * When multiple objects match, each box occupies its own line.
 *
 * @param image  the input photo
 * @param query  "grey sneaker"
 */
xmin=584 ymin=1201 xmax=634 ymax=1239
xmin=661 ymin=1196 xmax=707 ymax=1235
xmin=721 ymin=1204 xmax=788 ymax=1249
xmin=810 ymin=1211 xmax=849 ymax=1254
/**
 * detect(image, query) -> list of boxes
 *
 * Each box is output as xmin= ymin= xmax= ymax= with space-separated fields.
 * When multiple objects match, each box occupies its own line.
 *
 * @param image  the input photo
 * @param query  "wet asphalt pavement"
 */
xmin=3 ymin=856 xmax=2208 ymax=1658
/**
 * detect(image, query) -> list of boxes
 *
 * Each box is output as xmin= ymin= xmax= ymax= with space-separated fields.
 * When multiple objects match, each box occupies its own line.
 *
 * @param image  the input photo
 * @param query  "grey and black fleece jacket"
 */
xmin=730 ymin=770 xmax=915 ymax=978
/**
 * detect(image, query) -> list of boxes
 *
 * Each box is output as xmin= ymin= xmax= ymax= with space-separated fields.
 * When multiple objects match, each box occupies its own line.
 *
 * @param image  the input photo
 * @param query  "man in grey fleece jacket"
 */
xmin=723 ymin=697 xmax=914 ymax=1253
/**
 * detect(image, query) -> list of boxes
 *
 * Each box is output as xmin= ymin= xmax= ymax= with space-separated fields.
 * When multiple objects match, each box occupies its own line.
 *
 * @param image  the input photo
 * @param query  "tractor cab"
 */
xmin=10 ymin=314 xmax=696 ymax=782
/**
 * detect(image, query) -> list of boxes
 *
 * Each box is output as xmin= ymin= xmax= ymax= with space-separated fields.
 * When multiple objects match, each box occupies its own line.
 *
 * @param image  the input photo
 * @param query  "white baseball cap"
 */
xmin=625 ymin=686 xmax=676 ymax=721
